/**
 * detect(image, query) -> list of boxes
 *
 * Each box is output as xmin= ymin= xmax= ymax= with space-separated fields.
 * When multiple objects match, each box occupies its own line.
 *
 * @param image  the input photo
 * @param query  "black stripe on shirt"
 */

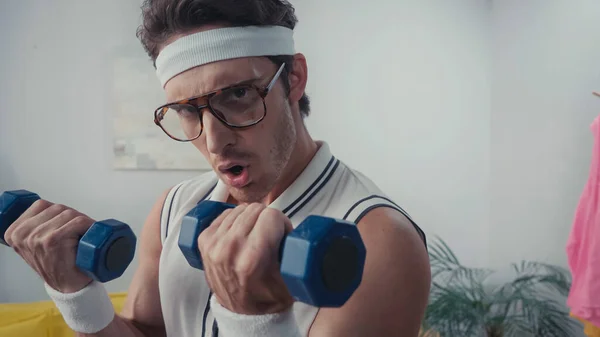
xmin=343 ymin=195 xmax=411 ymax=221
xmin=197 ymin=182 xmax=217 ymax=205
xmin=163 ymin=183 xmax=184 ymax=240
xmin=202 ymin=292 xmax=212 ymax=337
xmin=165 ymin=181 xmax=217 ymax=240
xmin=346 ymin=198 xmax=427 ymax=247
xmin=282 ymin=156 xmax=336 ymax=215
xmin=286 ymin=159 xmax=340 ymax=219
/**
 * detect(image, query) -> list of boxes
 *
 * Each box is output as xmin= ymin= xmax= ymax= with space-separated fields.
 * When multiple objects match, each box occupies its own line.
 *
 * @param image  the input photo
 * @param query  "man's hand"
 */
xmin=197 ymin=203 xmax=295 ymax=315
xmin=4 ymin=200 xmax=94 ymax=294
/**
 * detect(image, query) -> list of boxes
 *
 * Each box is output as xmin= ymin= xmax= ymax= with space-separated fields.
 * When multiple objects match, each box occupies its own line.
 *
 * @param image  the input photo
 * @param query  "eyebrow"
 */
xmin=167 ymin=74 xmax=266 ymax=105
xmin=193 ymin=75 xmax=262 ymax=97
xmin=227 ymin=76 xmax=263 ymax=88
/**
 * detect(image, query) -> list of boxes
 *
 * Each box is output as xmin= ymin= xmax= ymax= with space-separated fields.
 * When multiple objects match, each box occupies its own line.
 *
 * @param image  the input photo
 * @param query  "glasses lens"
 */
xmin=210 ymin=86 xmax=265 ymax=127
xmin=157 ymin=104 xmax=202 ymax=141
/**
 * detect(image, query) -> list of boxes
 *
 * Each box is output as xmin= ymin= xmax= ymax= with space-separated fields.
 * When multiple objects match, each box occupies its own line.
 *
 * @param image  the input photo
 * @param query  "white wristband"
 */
xmin=44 ymin=281 xmax=115 ymax=334
xmin=210 ymin=296 xmax=303 ymax=337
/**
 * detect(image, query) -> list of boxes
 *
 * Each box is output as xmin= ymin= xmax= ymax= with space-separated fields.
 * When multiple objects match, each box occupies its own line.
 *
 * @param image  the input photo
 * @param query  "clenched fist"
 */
xmin=4 ymin=199 xmax=95 ymax=293
xmin=198 ymin=203 xmax=294 ymax=315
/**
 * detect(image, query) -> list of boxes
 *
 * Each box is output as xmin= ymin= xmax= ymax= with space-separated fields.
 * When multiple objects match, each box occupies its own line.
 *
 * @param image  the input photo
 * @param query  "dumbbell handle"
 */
xmin=0 ymin=190 xmax=136 ymax=283
xmin=179 ymin=201 xmax=299 ymax=268
xmin=178 ymin=200 xmax=366 ymax=305
xmin=0 ymin=191 xmax=40 ymax=246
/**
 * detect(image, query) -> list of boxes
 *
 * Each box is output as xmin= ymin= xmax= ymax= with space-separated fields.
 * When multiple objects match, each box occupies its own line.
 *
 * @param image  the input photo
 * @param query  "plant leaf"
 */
xmin=424 ymin=238 xmax=576 ymax=337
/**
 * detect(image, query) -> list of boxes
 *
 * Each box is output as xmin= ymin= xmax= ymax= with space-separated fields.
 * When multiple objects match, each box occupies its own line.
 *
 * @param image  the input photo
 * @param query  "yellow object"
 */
xmin=0 ymin=292 xmax=127 ymax=337
xmin=571 ymin=313 xmax=600 ymax=337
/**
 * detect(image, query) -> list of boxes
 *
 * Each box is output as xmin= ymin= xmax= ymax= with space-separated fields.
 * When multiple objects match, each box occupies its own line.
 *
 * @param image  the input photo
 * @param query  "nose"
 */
xmin=202 ymin=110 xmax=236 ymax=155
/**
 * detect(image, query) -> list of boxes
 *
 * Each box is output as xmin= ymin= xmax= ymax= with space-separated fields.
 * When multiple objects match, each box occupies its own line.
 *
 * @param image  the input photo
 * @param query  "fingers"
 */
xmin=14 ymin=212 xmax=93 ymax=253
xmin=200 ymin=203 xmax=264 ymax=247
xmin=210 ymin=205 xmax=291 ymax=245
xmin=6 ymin=201 xmax=74 ymax=247
xmin=198 ymin=207 xmax=235 ymax=264
xmin=50 ymin=215 xmax=95 ymax=243
xmin=14 ymin=199 xmax=54 ymax=223
xmin=214 ymin=205 xmax=247 ymax=238
xmin=228 ymin=203 xmax=266 ymax=238
xmin=199 ymin=206 xmax=237 ymax=242
xmin=22 ymin=215 xmax=93 ymax=263
xmin=210 ymin=204 xmax=265 ymax=264
xmin=208 ymin=205 xmax=254 ymax=264
xmin=249 ymin=208 xmax=290 ymax=252
xmin=199 ymin=203 xmax=297 ymax=311
xmin=29 ymin=207 xmax=85 ymax=239
xmin=199 ymin=204 xmax=292 ymax=266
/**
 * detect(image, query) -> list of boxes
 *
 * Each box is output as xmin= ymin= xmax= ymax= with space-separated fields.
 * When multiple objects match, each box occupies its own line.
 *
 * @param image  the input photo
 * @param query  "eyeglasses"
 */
xmin=153 ymin=63 xmax=286 ymax=142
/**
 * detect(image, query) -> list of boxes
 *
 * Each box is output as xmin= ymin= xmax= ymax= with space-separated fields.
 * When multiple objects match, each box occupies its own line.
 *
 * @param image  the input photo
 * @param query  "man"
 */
xmin=4 ymin=0 xmax=431 ymax=336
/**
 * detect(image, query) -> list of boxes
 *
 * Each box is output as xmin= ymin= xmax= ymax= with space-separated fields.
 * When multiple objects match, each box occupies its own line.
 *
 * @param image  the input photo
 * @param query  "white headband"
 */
xmin=155 ymin=25 xmax=296 ymax=88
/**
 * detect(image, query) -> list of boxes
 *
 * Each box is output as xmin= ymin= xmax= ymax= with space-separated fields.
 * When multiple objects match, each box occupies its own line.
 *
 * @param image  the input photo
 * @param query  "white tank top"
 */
xmin=157 ymin=142 xmax=426 ymax=337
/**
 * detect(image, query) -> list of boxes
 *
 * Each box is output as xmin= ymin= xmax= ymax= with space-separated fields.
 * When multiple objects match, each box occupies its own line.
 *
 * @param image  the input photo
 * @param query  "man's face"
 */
xmin=164 ymin=57 xmax=297 ymax=203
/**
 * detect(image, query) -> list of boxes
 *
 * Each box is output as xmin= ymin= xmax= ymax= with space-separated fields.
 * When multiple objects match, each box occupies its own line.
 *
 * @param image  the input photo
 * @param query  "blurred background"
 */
xmin=1 ymin=0 xmax=599 ymax=335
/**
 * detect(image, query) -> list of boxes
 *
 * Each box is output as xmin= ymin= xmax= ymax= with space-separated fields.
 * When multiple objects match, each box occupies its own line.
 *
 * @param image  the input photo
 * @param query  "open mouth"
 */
xmin=221 ymin=164 xmax=250 ymax=188
xmin=227 ymin=165 xmax=245 ymax=176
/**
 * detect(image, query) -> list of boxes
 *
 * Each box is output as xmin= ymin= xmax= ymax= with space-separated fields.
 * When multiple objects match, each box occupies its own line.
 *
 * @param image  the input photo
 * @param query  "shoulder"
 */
xmin=332 ymin=163 xmax=401 ymax=220
xmin=344 ymin=163 xmax=431 ymax=310
xmin=309 ymin=173 xmax=431 ymax=336
xmin=344 ymin=164 xmax=430 ymax=285
xmin=357 ymin=207 xmax=429 ymax=269
xmin=355 ymin=206 xmax=432 ymax=332
xmin=330 ymin=162 xmax=427 ymax=246
xmin=356 ymin=205 xmax=431 ymax=287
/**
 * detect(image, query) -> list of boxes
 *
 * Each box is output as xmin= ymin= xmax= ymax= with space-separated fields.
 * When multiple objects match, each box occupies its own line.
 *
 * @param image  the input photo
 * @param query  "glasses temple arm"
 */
xmin=265 ymin=63 xmax=286 ymax=92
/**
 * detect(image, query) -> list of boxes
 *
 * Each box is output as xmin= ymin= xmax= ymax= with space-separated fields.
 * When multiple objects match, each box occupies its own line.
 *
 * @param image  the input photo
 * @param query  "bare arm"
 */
xmin=77 ymin=189 xmax=170 ymax=337
xmin=308 ymin=207 xmax=431 ymax=337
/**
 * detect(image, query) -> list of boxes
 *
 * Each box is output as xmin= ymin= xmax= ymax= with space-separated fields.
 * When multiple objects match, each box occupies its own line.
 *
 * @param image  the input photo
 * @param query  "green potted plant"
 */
xmin=420 ymin=237 xmax=582 ymax=337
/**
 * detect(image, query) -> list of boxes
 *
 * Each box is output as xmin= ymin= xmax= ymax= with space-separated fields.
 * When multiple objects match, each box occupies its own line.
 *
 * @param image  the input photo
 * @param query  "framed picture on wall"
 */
xmin=109 ymin=44 xmax=211 ymax=171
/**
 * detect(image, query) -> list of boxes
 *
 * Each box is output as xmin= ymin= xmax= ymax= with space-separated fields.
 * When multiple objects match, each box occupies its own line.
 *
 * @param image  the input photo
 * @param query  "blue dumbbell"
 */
xmin=0 ymin=190 xmax=137 ymax=283
xmin=178 ymin=200 xmax=367 ymax=307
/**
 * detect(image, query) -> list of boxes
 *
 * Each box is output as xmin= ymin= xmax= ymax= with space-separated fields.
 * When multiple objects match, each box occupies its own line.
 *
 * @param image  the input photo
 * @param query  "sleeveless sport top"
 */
xmin=157 ymin=141 xmax=426 ymax=337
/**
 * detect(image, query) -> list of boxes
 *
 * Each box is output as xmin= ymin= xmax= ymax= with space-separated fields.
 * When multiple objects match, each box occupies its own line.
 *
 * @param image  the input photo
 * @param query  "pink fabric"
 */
xmin=567 ymin=115 xmax=600 ymax=327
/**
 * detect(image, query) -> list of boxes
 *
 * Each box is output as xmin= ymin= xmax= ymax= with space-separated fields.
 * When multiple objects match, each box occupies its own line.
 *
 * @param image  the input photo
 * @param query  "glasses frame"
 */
xmin=154 ymin=62 xmax=287 ymax=142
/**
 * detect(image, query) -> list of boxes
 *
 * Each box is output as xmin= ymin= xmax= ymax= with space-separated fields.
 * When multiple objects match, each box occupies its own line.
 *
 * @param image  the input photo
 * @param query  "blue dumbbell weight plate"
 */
xmin=0 ymin=190 xmax=40 ymax=246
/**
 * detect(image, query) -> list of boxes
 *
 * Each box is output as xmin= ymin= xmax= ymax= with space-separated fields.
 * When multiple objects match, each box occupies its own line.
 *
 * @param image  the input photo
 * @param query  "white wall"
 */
xmin=0 ymin=0 xmax=197 ymax=302
xmin=294 ymin=0 xmax=492 ymax=268
xmin=0 ymin=0 xmax=490 ymax=303
xmin=0 ymin=0 xmax=596 ymax=314
xmin=490 ymin=0 xmax=600 ymax=270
